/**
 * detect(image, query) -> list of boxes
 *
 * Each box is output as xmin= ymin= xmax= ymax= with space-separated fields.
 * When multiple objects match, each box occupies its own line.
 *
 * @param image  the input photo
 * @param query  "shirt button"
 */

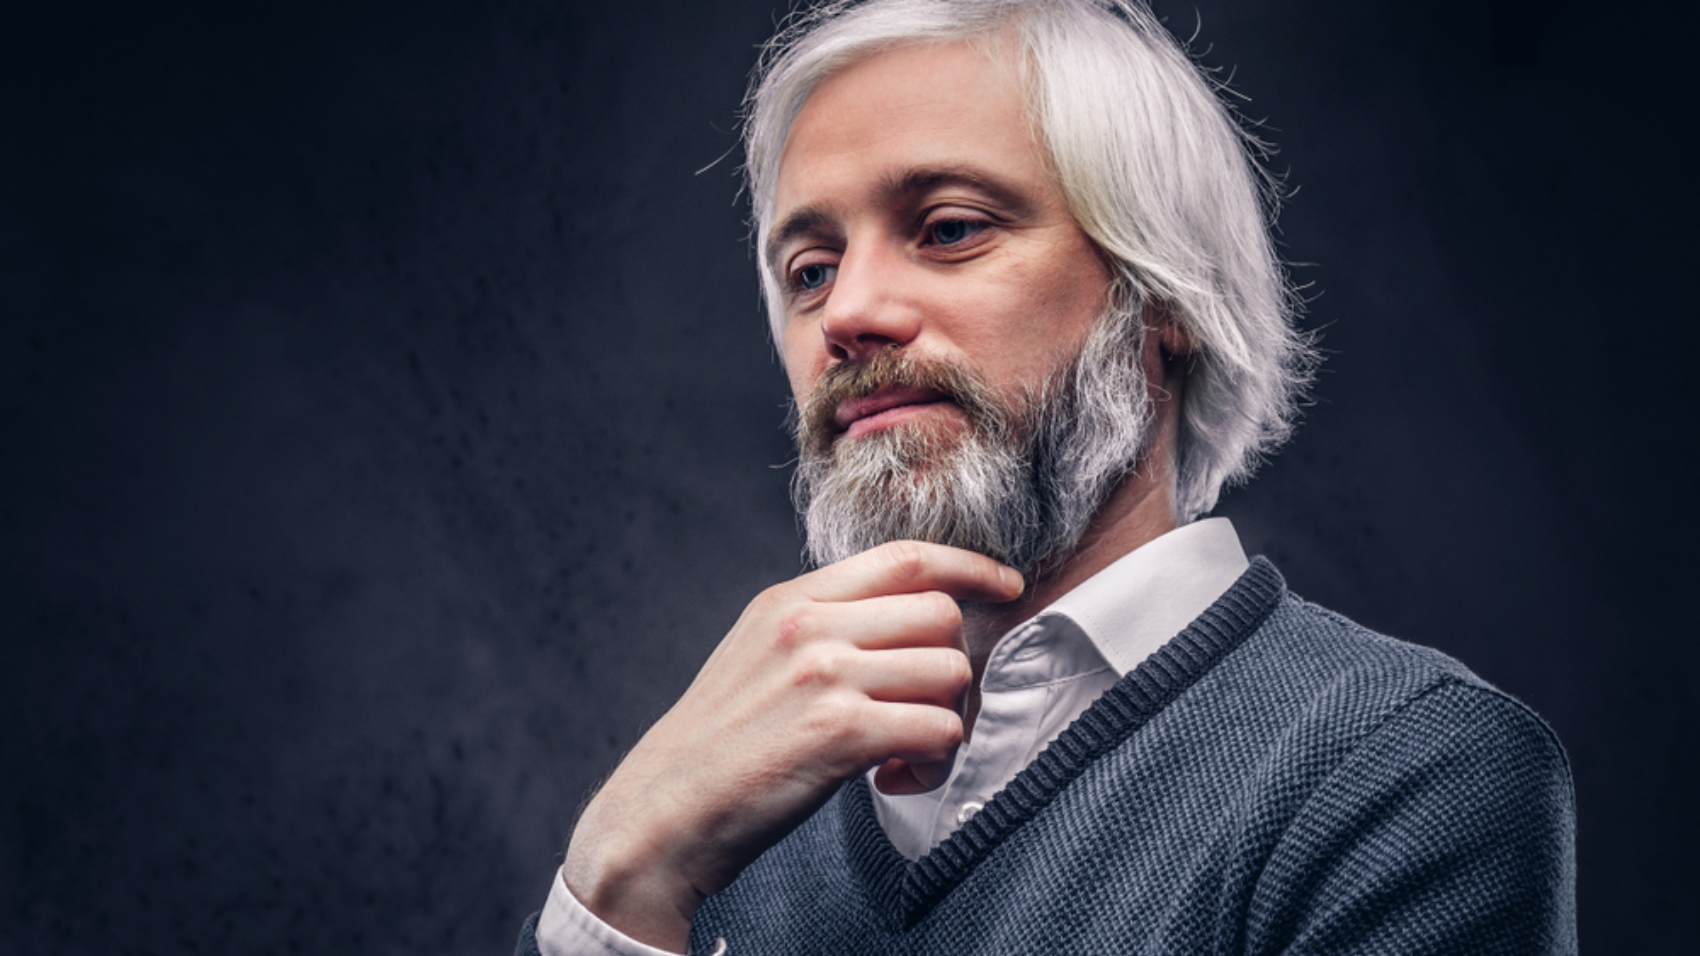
xmin=955 ymin=801 xmax=984 ymax=826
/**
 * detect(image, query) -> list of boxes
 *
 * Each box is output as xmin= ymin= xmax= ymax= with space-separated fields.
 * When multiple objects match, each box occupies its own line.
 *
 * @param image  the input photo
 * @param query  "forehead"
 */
xmin=772 ymin=38 xmax=1057 ymax=225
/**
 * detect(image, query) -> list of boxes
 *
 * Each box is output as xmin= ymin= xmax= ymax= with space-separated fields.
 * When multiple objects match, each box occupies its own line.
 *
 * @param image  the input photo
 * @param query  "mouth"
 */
xmin=833 ymin=385 xmax=955 ymax=439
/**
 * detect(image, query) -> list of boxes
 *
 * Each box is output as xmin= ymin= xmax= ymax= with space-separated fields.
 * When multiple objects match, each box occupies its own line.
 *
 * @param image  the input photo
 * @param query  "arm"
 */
xmin=555 ymin=541 xmax=1023 ymax=953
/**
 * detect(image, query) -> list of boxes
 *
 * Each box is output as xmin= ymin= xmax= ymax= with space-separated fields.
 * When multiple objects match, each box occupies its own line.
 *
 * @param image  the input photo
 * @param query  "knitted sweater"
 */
xmin=521 ymin=559 xmax=1576 ymax=955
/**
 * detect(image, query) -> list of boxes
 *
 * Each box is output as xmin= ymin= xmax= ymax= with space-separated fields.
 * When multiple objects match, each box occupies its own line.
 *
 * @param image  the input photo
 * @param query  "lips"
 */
xmin=833 ymin=385 xmax=952 ymax=438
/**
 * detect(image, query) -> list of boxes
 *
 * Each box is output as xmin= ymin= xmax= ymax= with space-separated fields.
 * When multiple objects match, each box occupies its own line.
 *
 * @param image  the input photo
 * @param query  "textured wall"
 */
xmin=2 ymin=0 xmax=1693 ymax=953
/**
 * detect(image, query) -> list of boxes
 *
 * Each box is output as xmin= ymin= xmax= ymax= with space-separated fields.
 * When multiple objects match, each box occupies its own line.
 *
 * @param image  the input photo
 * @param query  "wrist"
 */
xmin=563 ymin=818 xmax=703 ymax=952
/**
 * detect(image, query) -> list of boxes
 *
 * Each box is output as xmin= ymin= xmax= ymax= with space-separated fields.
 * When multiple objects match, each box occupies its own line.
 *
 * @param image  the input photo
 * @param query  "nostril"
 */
xmin=835 ymin=332 xmax=899 ymax=361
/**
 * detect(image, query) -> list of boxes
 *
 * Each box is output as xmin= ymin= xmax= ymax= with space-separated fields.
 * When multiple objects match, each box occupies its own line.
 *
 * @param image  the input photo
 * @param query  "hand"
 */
xmin=561 ymin=541 xmax=1023 ymax=951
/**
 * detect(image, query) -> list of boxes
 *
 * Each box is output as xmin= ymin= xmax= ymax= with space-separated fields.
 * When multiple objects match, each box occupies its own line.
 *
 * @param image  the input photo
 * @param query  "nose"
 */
xmin=819 ymin=241 xmax=922 ymax=363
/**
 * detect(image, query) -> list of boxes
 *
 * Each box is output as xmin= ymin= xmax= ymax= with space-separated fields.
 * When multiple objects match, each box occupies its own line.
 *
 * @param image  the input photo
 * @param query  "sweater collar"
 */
xmin=841 ymin=556 xmax=1288 ymax=931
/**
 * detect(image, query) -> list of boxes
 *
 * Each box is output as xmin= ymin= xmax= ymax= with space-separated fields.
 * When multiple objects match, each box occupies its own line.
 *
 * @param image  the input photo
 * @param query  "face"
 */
xmin=770 ymin=38 xmax=1114 ymax=442
xmin=770 ymin=39 xmax=1160 ymax=576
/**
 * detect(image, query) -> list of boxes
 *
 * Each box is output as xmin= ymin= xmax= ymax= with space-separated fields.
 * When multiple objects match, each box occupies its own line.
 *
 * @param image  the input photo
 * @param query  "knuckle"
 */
xmin=806 ymin=694 xmax=861 ymax=745
xmin=788 ymin=643 xmax=843 ymax=688
xmin=926 ymin=708 xmax=965 ymax=750
xmin=773 ymin=606 xmax=810 ymax=650
xmin=748 ymin=584 xmax=786 ymax=618
xmin=941 ymin=650 xmax=973 ymax=691
xmin=921 ymin=591 xmax=962 ymax=630
xmin=771 ymin=603 xmax=827 ymax=651
xmin=880 ymin=540 xmax=928 ymax=579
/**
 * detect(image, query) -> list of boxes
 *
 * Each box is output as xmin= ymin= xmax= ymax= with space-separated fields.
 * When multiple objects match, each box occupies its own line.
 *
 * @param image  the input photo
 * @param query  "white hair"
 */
xmin=743 ymin=0 xmax=1316 ymax=520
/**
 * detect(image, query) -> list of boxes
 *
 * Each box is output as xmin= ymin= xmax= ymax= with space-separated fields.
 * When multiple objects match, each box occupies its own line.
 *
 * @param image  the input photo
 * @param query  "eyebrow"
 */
xmin=765 ymin=206 xmax=842 ymax=278
xmin=765 ymin=163 xmax=1036 ymax=276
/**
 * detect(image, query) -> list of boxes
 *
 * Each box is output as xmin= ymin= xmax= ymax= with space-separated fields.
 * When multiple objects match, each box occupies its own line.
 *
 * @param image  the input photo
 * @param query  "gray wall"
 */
xmin=3 ymin=0 xmax=1693 ymax=952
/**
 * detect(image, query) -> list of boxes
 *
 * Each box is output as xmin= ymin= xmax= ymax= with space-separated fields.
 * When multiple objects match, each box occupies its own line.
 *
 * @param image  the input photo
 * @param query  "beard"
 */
xmin=791 ymin=298 xmax=1155 ymax=581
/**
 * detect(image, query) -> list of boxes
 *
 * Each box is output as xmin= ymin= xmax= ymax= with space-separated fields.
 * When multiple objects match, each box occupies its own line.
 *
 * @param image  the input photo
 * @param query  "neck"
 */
xmin=956 ymin=440 xmax=1181 ymax=739
xmin=963 ymin=450 xmax=1180 ymax=663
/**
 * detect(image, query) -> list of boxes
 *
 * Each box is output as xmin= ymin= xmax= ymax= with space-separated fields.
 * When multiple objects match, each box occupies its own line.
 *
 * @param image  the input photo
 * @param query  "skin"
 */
xmin=562 ymin=38 xmax=1192 ymax=952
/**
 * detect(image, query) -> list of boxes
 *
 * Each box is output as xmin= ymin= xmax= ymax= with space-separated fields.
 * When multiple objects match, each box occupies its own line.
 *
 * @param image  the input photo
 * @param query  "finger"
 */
xmin=800 ymin=591 xmax=966 ymax=651
xmin=874 ymin=756 xmax=955 ymax=795
xmin=799 ymin=540 xmax=1024 ymax=605
xmin=847 ymin=700 xmax=964 ymax=771
xmin=852 ymin=646 xmax=972 ymax=710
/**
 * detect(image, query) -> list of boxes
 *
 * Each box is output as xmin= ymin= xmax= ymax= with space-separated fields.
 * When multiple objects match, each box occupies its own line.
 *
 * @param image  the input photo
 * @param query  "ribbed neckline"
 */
xmin=839 ymin=557 xmax=1286 ymax=930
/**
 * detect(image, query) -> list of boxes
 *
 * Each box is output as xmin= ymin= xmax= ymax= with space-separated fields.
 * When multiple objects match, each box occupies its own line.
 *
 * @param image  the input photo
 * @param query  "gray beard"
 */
xmin=791 ymin=301 xmax=1154 ymax=580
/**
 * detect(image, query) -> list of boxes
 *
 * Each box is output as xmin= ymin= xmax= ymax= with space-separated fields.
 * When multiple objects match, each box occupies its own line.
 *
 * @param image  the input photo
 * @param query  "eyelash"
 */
xmin=790 ymin=262 xmax=834 ymax=293
xmin=784 ymin=213 xmax=992 ymax=295
xmin=923 ymin=217 xmax=988 ymax=247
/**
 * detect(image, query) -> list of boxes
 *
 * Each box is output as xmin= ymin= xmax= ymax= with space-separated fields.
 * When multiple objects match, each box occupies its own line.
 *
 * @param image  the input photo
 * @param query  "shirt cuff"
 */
xmin=536 ymin=866 xmax=687 ymax=956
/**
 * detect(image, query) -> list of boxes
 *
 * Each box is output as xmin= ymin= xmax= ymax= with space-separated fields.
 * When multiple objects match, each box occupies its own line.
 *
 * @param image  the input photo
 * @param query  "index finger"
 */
xmin=797 ymin=540 xmax=1024 ymax=605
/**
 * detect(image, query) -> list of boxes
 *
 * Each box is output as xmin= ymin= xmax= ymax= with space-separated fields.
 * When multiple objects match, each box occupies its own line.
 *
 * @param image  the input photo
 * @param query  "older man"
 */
xmin=518 ymin=1 xmax=1575 ymax=954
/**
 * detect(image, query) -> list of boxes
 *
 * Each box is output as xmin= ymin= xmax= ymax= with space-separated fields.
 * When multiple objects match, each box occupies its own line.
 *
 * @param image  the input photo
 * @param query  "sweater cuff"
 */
xmin=536 ymin=866 xmax=687 ymax=956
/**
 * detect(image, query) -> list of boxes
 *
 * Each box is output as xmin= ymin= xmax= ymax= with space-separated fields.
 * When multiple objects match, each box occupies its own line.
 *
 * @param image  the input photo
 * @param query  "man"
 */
xmin=518 ymin=1 xmax=1576 ymax=953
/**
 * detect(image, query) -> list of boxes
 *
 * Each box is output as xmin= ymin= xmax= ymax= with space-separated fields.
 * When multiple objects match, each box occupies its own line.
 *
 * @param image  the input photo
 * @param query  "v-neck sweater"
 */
xmin=680 ymin=559 xmax=1576 ymax=954
xmin=871 ymin=517 xmax=1250 ymax=861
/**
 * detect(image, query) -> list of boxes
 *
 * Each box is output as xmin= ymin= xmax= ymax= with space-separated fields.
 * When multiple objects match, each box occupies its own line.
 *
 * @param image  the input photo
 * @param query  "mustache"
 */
xmin=795 ymin=350 xmax=1010 ymax=457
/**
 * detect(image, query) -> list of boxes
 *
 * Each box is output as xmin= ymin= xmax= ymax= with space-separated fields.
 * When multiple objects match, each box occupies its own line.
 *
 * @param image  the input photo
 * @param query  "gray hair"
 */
xmin=793 ymin=292 xmax=1153 ymax=577
xmin=742 ymin=0 xmax=1316 ymax=520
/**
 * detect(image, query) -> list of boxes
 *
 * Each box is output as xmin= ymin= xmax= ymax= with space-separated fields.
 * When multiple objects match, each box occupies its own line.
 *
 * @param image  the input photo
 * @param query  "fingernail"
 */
xmin=1001 ymin=566 xmax=1024 ymax=592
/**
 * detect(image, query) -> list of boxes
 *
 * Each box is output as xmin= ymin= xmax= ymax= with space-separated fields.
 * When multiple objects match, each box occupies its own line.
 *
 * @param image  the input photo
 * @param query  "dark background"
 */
xmin=4 ymin=0 xmax=1694 ymax=952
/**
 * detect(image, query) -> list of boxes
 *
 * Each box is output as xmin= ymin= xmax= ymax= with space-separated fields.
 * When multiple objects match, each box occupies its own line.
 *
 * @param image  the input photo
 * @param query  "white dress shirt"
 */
xmin=538 ymin=518 xmax=1250 ymax=956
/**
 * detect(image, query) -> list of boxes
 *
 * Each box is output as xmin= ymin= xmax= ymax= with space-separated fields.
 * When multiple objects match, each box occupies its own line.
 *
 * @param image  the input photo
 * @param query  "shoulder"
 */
xmin=1212 ymin=588 xmax=1577 ymax=952
xmin=1180 ymin=575 xmax=1576 ymax=839
xmin=1257 ymin=589 xmax=1486 ymax=687
xmin=1143 ymin=560 xmax=1571 ymax=793
xmin=1264 ymin=589 xmax=1574 ymax=799
xmin=1245 ymin=589 xmax=1566 ymax=757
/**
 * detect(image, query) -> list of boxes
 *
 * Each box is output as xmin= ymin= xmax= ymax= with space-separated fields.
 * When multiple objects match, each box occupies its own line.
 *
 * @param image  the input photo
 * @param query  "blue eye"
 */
xmin=930 ymin=219 xmax=983 ymax=245
xmin=795 ymin=263 xmax=835 ymax=291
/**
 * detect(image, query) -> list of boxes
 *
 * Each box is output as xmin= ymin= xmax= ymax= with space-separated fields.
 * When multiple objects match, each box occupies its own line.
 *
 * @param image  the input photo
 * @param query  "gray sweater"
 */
xmin=520 ymin=559 xmax=1576 ymax=955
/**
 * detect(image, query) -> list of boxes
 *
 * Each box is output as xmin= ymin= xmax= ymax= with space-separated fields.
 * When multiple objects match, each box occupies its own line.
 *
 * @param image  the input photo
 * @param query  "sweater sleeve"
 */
xmin=1249 ymin=678 xmax=1577 ymax=956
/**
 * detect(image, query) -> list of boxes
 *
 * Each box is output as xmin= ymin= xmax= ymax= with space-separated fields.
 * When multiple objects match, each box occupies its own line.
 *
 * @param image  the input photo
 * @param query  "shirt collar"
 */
xmin=983 ymin=518 xmax=1249 ymax=687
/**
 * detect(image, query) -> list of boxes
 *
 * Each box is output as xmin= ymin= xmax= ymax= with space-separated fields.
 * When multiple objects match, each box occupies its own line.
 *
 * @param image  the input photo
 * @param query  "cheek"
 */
xmin=988 ymin=265 xmax=1109 ymax=370
xmin=781 ymin=326 xmax=825 ymax=402
xmin=1044 ymin=249 xmax=1114 ymax=331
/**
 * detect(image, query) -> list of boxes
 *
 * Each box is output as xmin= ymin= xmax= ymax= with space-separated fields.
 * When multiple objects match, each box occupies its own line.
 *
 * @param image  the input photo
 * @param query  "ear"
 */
xmin=1137 ymin=302 xmax=1193 ymax=410
xmin=1143 ymin=302 xmax=1195 ymax=360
